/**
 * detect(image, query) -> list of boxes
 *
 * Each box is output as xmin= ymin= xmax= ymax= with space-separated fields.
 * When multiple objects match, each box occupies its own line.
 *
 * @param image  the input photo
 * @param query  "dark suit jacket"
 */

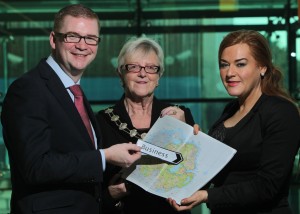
xmin=206 ymin=94 xmax=300 ymax=214
xmin=96 ymin=96 xmax=194 ymax=214
xmin=1 ymin=59 xmax=104 ymax=214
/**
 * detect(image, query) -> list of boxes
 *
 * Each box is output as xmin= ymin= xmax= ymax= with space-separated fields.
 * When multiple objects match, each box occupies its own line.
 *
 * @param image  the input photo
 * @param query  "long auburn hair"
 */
xmin=218 ymin=30 xmax=296 ymax=105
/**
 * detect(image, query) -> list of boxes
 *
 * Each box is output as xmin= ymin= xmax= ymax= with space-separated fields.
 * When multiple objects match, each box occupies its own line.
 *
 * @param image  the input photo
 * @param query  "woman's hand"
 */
xmin=160 ymin=105 xmax=186 ymax=122
xmin=167 ymin=190 xmax=208 ymax=211
xmin=193 ymin=124 xmax=200 ymax=135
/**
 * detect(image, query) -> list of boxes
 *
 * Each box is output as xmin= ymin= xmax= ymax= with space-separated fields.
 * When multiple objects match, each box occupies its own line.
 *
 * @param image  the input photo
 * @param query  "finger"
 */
xmin=128 ymin=143 xmax=141 ymax=152
xmin=160 ymin=106 xmax=178 ymax=117
xmin=168 ymin=199 xmax=180 ymax=210
xmin=160 ymin=110 xmax=171 ymax=117
xmin=170 ymin=110 xmax=177 ymax=115
xmin=181 ymin=198 xmax=193 ymax=206
xmin=171 ymin=200 xmax=186 ymax=211
xmin=161 ymin=111 xmax=176 ymax=117
xmin=193 ymin=124 xmax=200 ymax=135
xmin=160 ymin=108 xmax=169 ymax=116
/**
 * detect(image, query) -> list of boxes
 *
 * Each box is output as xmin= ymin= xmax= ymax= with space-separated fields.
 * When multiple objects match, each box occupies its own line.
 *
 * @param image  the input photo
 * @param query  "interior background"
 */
xmin=0 ymin=0 xmax=299 ymax=213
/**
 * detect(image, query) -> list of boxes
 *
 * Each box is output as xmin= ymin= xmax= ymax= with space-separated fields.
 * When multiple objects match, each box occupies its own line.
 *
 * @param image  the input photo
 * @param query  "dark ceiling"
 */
xmin=0 ymin=0 xmax=298 ymax=36
xmin=0 ymin=0 xmax=298 ymax=14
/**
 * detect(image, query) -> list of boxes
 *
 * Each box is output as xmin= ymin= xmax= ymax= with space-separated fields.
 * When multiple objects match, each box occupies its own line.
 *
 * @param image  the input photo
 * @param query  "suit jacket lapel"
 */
xmin=216 ymin=95 xmax=265 ymax=143
xmin=38 ymin=60 xmax=95 ymax=149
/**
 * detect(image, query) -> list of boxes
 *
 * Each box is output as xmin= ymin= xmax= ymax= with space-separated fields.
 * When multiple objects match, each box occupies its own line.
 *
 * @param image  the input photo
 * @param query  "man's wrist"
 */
xmin=203 ymin=190 xmax=208 ymax=202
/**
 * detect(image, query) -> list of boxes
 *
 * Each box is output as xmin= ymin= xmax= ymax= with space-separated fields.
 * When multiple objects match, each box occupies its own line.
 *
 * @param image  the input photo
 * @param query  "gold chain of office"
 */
xmin=104 ymin=108 xmax=147 ymax=140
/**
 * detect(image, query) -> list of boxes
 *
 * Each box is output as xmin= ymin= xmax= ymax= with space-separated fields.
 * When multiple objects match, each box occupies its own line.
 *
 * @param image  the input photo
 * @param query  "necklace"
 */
xmin=104 ymin=108 xmax=147 ymax=140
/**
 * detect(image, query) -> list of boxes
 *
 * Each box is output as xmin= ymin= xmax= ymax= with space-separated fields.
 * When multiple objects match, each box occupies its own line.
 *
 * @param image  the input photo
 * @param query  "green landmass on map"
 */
xmin=139 ymin=142 xmax=198 ymax=191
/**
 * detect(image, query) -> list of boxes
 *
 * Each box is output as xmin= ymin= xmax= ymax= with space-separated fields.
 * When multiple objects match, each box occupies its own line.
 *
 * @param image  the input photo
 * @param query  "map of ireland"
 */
xmin=122 ymin=116 xmax=236 ymax=204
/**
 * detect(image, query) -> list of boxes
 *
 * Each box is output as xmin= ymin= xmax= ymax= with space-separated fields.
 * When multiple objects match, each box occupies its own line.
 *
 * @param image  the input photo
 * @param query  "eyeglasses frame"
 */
xmin=122 ymin=64 xmax=160 ymax=74
xmin=54 ymin=32 xmax=101 ymax=46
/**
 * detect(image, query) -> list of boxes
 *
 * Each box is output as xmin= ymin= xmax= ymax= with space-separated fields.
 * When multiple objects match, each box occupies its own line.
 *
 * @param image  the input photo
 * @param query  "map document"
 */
xmin=122 ymin=116 xmax=237 ymax=204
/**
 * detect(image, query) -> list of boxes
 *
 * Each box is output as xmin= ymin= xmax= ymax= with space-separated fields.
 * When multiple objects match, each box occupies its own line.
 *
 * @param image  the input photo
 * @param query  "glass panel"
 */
xmin=295 ymin=30 xmax=300 ymax=102
xmin=0 ymin=1 xmax=299 ymax=213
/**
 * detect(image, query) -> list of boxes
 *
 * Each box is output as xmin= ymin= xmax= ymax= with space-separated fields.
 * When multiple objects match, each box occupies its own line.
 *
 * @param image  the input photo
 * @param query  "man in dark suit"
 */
xmin=0 ymin=4 xmax=141 ymax=214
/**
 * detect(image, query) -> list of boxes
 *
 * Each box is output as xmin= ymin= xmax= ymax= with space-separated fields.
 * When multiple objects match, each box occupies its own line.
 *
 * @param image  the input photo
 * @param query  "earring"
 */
xmin=260 ymin=73 xmax=265 ymax=79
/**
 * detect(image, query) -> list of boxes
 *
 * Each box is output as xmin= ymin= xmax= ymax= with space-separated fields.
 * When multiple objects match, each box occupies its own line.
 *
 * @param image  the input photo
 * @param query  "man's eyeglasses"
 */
xmin=122 ymin=64 xmax=160 ymax=74
xmin=55 ymin=32 xmax=101 ymax=46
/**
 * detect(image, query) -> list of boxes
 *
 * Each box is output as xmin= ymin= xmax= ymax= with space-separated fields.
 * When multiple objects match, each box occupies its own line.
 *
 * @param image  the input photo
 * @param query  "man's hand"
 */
xmin=108 ymin=173 xmax=130 ymax=199
xmin=104 ymin=143 xmax=141 ymax=168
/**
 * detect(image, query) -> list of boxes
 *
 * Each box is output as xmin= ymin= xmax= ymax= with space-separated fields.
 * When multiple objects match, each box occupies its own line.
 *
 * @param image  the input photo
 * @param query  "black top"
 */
xmin=96 ymin=95 xmax=195 ymax=214
xmin=207 ymin=94 xmax=300 ymax=214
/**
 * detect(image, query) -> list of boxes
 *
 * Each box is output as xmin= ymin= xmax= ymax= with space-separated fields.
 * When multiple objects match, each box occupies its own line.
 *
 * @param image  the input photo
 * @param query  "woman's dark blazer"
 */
xmin=96 ymin=95 xmax=195 ymax=214
xmin=1 ymin=59 xmax=104 ymax=214
xmin=206 ymin=94 xmax=300 ymax=214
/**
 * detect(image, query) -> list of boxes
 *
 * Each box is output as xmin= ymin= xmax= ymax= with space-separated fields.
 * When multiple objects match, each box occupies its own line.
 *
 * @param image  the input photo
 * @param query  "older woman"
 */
xmin=96 ymin=36 xmax=195 ymax=214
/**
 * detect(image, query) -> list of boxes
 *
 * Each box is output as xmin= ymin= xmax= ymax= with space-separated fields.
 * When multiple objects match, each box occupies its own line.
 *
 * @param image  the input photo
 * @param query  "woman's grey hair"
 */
xmin=117 ymin=36 xmax=165 ymax=75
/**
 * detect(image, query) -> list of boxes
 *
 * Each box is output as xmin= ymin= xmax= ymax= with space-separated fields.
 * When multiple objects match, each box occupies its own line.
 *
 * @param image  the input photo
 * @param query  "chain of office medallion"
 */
xmin=104 ymin=108 xmax=147 ymax=140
